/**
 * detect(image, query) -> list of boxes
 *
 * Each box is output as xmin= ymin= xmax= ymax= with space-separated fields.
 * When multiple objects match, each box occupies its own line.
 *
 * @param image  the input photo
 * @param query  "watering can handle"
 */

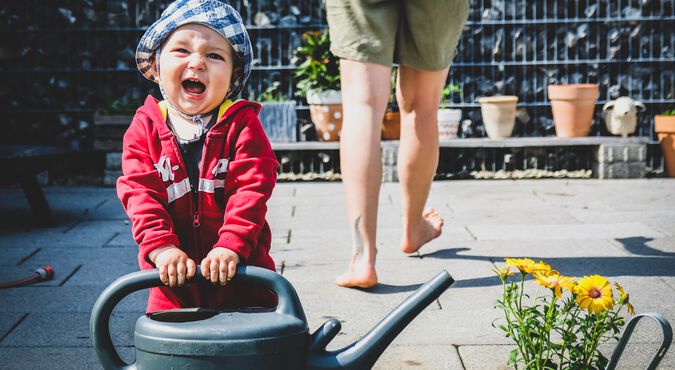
xmin=90 ymin=265 xmax=305 ymax=370
xmin=606 ymin=312 xmax=672 ymax=370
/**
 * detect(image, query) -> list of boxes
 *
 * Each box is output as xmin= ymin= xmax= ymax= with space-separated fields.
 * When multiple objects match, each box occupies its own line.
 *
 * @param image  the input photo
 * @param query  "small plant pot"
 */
xmin=655 ymin=114 xmax=675 ymax=177
xmin=259 ymin=101 xmax=297 ymax=142
xmin=437 ymin=108 xmax=462 ymax=141
xmin=307 ymin=90 xmax=342 ymax=142
xmin=477 ymin=96 xmax=518 ymax=139
xmin=381 ymin=111 xmax=400 ymax=140
xmin=548 ymin=84 xmax=599 ymax=138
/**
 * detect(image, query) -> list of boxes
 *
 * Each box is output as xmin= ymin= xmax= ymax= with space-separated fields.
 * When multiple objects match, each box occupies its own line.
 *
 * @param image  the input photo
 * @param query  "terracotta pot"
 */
xmin=309 ymin=104 xmax=343 ymax=141
xmin=655 ymin=114 xmax=675 ymax=177
xmin=477 ymin=96 xmax=518 ymax=139
xmin=548 ymin=84 xmax=599 ymax=138
xmin=307 ymin=90 xmax=343 ymax=141
xmin=437 ymin=108 xmax=462 ymax=141
xmin=381 ymin=111 xmax=400 ymax=140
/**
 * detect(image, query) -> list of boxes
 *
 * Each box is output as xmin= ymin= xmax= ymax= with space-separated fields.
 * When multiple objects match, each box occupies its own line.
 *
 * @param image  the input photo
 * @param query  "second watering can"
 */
xmin=91 ymin=265 xmax=454 ymax=369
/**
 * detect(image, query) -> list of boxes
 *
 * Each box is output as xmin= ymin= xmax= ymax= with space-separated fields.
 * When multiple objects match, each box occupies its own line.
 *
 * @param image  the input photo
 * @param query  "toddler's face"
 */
xmin=156 ymin=24 xmax=236 ymax=115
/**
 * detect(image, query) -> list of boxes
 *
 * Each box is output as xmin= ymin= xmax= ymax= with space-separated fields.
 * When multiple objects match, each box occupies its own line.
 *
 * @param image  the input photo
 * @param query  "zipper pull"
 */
xmin=192 ymin=211 xmax=200 ymax=228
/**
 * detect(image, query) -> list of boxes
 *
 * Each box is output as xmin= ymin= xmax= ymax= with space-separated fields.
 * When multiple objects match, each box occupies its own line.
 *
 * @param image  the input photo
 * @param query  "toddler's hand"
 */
xmin=150 ymin=245 xmax=196 ymax=288
xmin=201 ymin=248 xmax=240 ymax=285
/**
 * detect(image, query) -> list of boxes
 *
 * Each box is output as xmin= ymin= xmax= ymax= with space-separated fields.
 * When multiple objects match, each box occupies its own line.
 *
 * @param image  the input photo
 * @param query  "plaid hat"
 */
xmin=136 ymin=0 xmax=252 ymax=98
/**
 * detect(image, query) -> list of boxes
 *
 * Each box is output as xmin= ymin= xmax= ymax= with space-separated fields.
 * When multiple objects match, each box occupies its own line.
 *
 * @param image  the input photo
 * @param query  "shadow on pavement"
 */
xmin=423 ymin=243 xmax=675 ymax=289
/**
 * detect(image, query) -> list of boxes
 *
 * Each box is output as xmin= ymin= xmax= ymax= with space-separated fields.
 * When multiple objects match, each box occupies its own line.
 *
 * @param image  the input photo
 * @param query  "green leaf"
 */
xmin=508 ymin=348 xmax=519 ymax=365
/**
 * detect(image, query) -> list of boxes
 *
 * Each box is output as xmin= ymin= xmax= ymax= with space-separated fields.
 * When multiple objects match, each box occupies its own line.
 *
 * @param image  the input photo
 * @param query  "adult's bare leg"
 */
xmin=396 ymin=65 xmax=449 ymax=254
xmin=336 ymin=59 xmax=391 ymax=288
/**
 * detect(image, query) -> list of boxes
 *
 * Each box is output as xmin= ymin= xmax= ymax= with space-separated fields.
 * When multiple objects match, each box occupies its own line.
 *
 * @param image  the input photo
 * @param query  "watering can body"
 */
xmin=91 ymin=265 xmax=454 ymax=370
xmin=133 ymin=308 xmax=309 ymax=369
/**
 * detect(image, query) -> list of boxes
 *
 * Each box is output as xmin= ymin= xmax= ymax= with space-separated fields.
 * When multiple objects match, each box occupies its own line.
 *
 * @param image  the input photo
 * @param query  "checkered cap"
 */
xmin=136 ymin=0 xmax=252 ymax=98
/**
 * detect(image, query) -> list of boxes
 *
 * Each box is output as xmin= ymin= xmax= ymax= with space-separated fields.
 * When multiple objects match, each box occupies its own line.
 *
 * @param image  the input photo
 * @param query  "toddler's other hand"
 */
xmin=201 ymin=248 xmax=240 ymax=285
xmin=149 ymin=245 xmax=196 ymax=288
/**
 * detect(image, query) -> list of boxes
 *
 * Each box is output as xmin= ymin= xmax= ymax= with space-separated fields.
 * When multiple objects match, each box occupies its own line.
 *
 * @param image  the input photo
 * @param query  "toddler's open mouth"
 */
xmin=182 ymin=79 xmax=206 ymax=96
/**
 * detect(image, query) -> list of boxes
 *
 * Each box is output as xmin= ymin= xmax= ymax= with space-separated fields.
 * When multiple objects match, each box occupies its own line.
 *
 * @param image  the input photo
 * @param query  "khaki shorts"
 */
xmin=326 ymin=0 xmax=469 ymax=71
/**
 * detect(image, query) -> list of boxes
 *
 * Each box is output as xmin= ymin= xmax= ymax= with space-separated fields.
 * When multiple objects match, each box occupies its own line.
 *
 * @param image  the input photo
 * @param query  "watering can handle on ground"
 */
xmin=90 ymin=265 xmax=304 ymax=370
xmin=606 ymin=312 xmax=672 ymax=370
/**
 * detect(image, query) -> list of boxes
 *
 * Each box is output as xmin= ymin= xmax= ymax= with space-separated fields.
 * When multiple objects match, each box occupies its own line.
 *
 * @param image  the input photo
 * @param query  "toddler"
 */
xmin=117 ymin=0 xmax=278 ymax=312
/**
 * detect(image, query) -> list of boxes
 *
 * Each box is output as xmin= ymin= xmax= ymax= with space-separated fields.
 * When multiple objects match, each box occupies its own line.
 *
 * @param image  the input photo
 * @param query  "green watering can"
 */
xmin=91 ymin=266 xmax=454 ymax=369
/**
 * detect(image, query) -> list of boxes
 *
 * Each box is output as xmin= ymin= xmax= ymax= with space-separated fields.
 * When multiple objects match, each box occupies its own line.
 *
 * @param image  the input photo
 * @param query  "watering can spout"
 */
xmin=307 ymin=270 xmax=454 ymax=370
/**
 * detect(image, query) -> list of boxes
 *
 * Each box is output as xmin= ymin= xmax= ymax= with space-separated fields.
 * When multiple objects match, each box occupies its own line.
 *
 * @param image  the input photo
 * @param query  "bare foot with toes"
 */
xmin=335 ymin=262 xmax=378 ymax=288
xmin=400 ymin=208 xmax=444 ymax=254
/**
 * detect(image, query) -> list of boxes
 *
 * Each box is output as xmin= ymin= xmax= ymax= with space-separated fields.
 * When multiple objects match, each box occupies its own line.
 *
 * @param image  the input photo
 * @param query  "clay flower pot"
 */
xmin=307 ymin=90 xmax=342 ymax=141
xmin=381 ymin=111 xmax=401 ymax=140
xmin=655 ymin=114 xmax=675 ymax=177
xmin=437 ymin=108 xmax=462 ymax=141
xmin=477 ymin=96 xmax=518 ymax=139
xmin=548 ymin=84 xmax=599 ymax=138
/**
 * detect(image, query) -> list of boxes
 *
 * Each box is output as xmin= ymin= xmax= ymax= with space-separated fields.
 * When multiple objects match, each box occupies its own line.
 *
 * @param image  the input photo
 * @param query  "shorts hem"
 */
xmin=330 ymin=46 xmax=392 ymax=68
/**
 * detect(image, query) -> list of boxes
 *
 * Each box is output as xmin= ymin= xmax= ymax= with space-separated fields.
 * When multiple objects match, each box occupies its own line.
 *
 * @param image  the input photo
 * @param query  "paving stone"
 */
xmin=0 ymin=220 xmax=131 ymax=249
xmin=0 ymin=287 xmax=147 ymax=313
xmin=458 ymin=344 xmax=518 ymax=370
xmin=608 ymin=236 xmax=675 ymax=255
xmin=598 ymin=341 xmax=675 ymax=370
xmin=0 ymin=247 xmax=138 ymax=287
xmin=270 ymin=235 xmax=426 ymax=262
xmin=289 ymin=224 xmax=473 ymax=252
xmin=1 ymin=312 xmax=135 ymax=347
xmin=1 ymin=180 xmax=674 ymax=369
xmin=103 ymin=230 xmax=136 ymax=248
xmin=0 ymin=313 xmax=26 ymax=343
xmin=423 ymin=239 xmax=628 ymax=260
xmin=0 ymin=347 xmax=135 ymax=370
xmin=448 ymin=207 xmax=582 ymax=225
xmin=373 ymin=344 xmax=463 ymax=370
xmin=467 ymin=223 xmax=664 ymax=241
xmin=0 ymin=263 xmax=79 ymax=287
xmin=80 ymin=198 xmax=128 ymax=220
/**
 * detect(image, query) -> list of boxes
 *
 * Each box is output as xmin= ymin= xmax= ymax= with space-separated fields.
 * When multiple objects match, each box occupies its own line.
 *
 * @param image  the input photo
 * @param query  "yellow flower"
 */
xmin=505 ymin=258 xmax=551 ymax=275
xmin=534 ymin=270 xmax=575 ymax=299
xmin=529 ymin=261 xmax=552 ymax=274
xmin=614 ymin=282 xmax=635 ymax=315
xmin=575 ymin=275 xmax=615 ymax=314
xmin=492 ymin=266 xmax=515 ymax=279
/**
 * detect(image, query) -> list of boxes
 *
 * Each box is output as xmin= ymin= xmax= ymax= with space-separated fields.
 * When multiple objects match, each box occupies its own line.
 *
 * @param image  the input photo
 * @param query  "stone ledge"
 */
xmin=272 ymin=137 xmax=651 ymax=150
xmin=437 ymin=136 xmax=650 ymax=148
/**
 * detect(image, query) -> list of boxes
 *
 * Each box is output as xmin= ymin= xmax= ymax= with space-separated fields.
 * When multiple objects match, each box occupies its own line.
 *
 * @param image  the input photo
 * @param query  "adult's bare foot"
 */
xmin=335 ymin=262 xmax=378 ymax=288
xmin=400 ymin=208 xmax=444 ymax=254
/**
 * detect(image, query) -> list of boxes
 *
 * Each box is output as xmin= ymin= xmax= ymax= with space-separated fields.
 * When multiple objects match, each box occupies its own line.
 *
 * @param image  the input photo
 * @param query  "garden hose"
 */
xmin=0 ymin=266 xmax=54 ymax=289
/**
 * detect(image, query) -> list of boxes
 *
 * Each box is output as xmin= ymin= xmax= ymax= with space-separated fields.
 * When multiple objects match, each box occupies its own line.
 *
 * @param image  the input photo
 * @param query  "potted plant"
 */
xmin=493 ymin=258 xmax=637 ymax=369
xmin=381 ymin=67 xmax=400 ymax=140
xmin=437 ymin=82 xmax=462 ymax=141
xmin=256 ymin=82 xmax=297 ymax=142
xmin=548 ymin=83 xmax=599 ymax=138
xmin=294 ymin=30 xmax=342 ymax=141
xmin=477 ymin=95 xmax=519 ymax=139
xmin=655 ymin=108 xmax=675 ymax=177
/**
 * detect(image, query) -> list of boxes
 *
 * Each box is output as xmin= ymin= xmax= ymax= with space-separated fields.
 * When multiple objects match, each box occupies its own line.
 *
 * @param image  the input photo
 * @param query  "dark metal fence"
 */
xmin=1 ymin=0 xmax=673 ymax=177
xmin=451 ymin=0 xmax=674 ymax=140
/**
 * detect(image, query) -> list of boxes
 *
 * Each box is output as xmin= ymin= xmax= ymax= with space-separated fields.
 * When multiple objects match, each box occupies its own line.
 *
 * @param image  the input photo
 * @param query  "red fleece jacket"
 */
xmin=117 ymin=95 xmax=278 ymax=312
